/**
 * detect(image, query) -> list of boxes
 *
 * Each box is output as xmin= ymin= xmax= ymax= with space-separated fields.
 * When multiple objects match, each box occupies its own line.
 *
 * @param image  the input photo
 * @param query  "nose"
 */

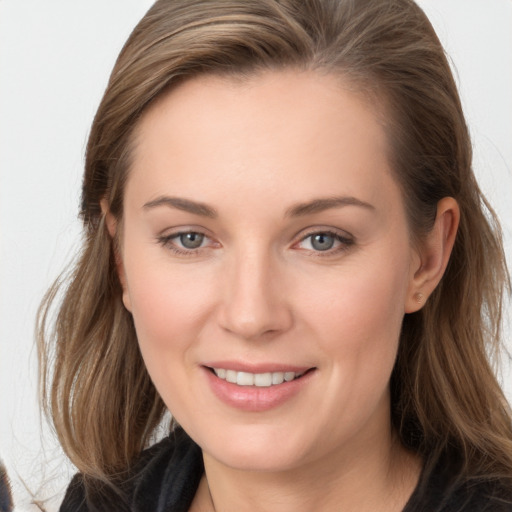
xmin=217 ymin=246 xmax=293 ymax=341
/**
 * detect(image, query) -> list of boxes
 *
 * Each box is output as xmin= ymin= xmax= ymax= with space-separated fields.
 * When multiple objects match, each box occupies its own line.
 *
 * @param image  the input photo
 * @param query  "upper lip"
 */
xmin=202 ymin=361 xmax=315 ymax=374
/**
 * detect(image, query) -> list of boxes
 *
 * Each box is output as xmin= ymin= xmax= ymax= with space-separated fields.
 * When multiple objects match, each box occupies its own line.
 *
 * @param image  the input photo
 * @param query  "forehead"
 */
xmin=139 ymin=69 xmax=386 ymax=144
xmin=127 ymin=70 xmax=397 ymax=215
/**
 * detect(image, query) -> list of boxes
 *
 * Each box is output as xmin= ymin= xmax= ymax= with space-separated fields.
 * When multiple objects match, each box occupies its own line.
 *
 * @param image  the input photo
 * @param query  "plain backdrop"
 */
xmin=1 ymin=1 xmax=511 ymax=510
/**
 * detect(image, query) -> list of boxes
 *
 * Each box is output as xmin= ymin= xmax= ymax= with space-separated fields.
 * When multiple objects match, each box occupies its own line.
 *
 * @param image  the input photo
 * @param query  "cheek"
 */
xmin=298 ymin=252 xmax=410 ymax=388
xmin=121 ymin=244 xmax=217 ymax=365
xmin=294 ymin=257 xmax=409 ymax=436
xmin=302 ymin=257 xmax=407 ymax=341
xmin=122 ymin=261 xmax=218 ymax=417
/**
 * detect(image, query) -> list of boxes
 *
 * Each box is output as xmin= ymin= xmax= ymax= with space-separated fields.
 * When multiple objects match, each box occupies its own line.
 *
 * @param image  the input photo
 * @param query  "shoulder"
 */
xmin=439 ymin=480 xmax=512 ymax=512
xmin=404 ymin=450 xmax=512 ymax=512
xmin=59 ymin=428 xmax=203 ymax=512
xmin=0 ymin=462 xmax=13 ymax=512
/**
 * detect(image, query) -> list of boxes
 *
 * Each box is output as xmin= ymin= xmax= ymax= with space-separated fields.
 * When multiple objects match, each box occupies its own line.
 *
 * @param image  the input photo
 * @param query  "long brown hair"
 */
xmin=38 ymin=0 xmax=511 ymax=489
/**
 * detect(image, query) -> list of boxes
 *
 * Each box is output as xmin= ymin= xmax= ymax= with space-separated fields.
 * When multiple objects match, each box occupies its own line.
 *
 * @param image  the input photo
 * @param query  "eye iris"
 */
xmin=179 ymin=232 xmax=204 ymax=249
xmin=311 ymin=233 xmax=334 ymax=251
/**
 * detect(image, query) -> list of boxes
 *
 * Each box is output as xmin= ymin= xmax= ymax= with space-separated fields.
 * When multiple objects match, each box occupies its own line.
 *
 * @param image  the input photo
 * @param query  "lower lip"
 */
xmin=203 ymin=367 xmax=315 ymax=412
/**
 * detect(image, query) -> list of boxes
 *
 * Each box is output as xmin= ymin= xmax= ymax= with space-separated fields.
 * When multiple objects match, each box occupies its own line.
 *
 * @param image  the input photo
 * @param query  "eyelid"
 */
xmin=156 ymin=225 xmax=354 ymax=257
xmin=292 ymin=227 xmax=355 ymax=255
xmin=156 ymin=227 xmax=220 ymax=256
xmin=294 ymin=226 xmax=354 ymax=242
xmin=156 ymin=223 xmax=213 ymax=238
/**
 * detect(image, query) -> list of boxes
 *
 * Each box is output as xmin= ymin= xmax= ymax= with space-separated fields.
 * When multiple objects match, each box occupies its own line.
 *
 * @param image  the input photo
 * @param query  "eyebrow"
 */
xmin=285 ymin=196 xmax=375 ymax=217
xmin=143 ymin=195 xmax=374 ymax=219
xmin=143 ymin=196 xmax=218 ymax=218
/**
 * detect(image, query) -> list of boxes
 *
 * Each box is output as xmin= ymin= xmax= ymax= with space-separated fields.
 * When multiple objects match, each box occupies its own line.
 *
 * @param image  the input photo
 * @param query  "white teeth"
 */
xmin=237 ymin=371 xmax=254 ymax=386
xmin=254 ymin=372 xmax=272 ymax=387
xmin=272 ymin=372 xmax=284 ymax=385
xmin=226 ymin=369 xmax=237 ymax=383
xmin=212 ymin=368 xmax=304 ymax=387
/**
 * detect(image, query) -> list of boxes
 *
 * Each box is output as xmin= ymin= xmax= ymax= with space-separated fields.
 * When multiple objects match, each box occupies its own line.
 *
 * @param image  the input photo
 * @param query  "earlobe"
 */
xmin=100 ymin=199 xmax=132 ymax=312
xmin=405 ymin=197 xmax=460 ymax=313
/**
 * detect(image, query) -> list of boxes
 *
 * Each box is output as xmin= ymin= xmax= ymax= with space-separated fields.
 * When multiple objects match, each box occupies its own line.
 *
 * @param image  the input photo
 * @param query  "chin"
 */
xmin=196 ymin=422 xmax=310 ymax=472
xmin=211 ymin=446 xmax=303 ymax=473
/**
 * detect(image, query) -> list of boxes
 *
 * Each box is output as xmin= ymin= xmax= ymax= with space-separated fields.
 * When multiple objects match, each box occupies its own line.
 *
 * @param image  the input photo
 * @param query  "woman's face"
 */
xmin=118 ymin=70 xmax=421 ymax=473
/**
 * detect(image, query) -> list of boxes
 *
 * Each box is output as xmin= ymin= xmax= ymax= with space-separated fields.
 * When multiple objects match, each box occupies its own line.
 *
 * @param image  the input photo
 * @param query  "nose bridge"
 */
xmin=219 ymin=242 xmax=291 ymax=340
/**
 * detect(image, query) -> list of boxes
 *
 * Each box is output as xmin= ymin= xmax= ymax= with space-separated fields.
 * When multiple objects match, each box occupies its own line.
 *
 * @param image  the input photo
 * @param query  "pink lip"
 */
xmin=202 ymin=360 xmax=312 ymax=373
xmin=201 ymin=363 xmax=316 ymax=412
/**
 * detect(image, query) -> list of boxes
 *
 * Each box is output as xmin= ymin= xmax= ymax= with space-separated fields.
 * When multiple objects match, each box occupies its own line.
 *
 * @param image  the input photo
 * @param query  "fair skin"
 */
xmin=104 ymin=70 xmax=459 ymax=512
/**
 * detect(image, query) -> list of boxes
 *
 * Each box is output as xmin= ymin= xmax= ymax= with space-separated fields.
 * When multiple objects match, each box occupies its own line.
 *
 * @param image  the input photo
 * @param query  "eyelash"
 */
xmin=294 ymin=229 xmax=354 ymax=257
xmin=157 ymin=231 xmax=215 ymax=257
xmin=156 ymin=229 xmax=354 ymax=257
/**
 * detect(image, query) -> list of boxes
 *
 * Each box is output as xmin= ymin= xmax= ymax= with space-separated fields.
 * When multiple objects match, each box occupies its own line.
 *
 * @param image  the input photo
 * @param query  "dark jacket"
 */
xmin=0 ymin=462 xmax=13 ymax=512
xmin=60 ymin=428 xmax=512 ymax=512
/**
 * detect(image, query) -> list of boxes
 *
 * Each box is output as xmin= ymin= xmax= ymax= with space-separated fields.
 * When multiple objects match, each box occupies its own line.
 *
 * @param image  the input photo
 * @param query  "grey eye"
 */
xmin=179 ymin=232 xmax=205 ymax=249
xmin=310 ymin=233 xmax=335 ymax=251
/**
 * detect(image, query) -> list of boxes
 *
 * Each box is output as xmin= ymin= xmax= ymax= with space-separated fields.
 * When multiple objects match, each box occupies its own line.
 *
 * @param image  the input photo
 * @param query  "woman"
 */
xmin=38 ymin=0 xmax=512 ymax=510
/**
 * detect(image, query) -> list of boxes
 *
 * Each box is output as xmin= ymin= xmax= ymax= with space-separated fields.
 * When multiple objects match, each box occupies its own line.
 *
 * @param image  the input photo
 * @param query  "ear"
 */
xmin=405 ymin=197 xmax=460 ymax=313
xmin=100 ymin=199 xmax=132 ymax=312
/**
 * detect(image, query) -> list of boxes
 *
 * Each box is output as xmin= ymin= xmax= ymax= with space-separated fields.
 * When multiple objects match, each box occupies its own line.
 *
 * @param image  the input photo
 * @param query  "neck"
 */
xmin=192 ymin=428 xmax=421 ymax=512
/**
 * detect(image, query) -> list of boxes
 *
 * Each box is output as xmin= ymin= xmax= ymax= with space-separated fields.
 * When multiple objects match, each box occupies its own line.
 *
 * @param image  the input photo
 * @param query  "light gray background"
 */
xmin=1 ymin=1 xmax=511 ymax=510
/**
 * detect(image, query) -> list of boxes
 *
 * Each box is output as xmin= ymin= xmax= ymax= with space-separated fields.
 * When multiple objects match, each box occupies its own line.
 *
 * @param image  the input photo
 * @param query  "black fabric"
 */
xmin=403 ymin=448 xmax=512 ymax=512
xmin=60 ymin=429 xmax=203 ymax=512
xmin=0 ymin=462 xmax=13 ymax=512
xmin=60 ymin=429 xmax=512 ymax=512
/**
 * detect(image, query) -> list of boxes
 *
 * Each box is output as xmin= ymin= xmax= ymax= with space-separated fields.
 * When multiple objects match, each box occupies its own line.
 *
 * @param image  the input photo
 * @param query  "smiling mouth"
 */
xmin=208 ymin=367 xmax=313 ymax=387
